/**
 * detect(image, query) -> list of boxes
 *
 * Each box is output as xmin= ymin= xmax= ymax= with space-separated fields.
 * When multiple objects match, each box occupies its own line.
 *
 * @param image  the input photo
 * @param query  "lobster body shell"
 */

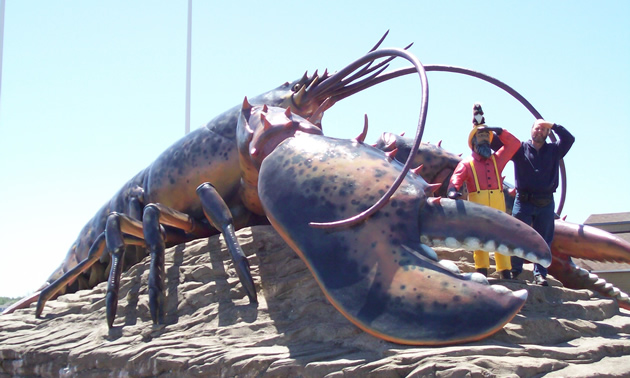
xmin=47 ymin=83 xmax=302 ymax=289
xmin=9 ymin=39 xmax=627 ymax=346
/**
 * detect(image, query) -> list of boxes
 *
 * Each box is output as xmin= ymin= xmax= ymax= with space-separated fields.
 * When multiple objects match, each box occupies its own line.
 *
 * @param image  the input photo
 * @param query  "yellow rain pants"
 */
xmin=467 ymin=156 xmax=511 ymax=272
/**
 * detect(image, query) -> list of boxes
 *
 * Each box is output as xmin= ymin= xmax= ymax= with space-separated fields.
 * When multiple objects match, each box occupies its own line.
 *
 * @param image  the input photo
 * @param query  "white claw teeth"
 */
xmin=525 ymin=252 xmax=537 ymax=262
xmin=464 ymin=237 xmax=481 ymax=250
xmin=431 ymin=239 xmax=444 ymax=247
xmin=525 ymin=251 xmax=550 ymax=267
xmin=438 ymin=259 xmax=460 ymax=274
xmin=497 ymin=244 xmax=509 ymax=254
xmin=490 ymin=285 xmax=511 ymax=294
xmin=463 ymin=272 xmax=489 ymax=285
xmin=483 ymin=240 xmax=496 ymax=251
xmin=513 ymin=289 xmax=528 ymax=301
xmin=540 ymin=257 xmax=552 ymax=267
xmin=445 ymin=237 xmax=461 ymax=248
xmin=577 ymin=269 xmax=589 ymax=277
xmin=513 ymin=247 xmax=524 ymax=257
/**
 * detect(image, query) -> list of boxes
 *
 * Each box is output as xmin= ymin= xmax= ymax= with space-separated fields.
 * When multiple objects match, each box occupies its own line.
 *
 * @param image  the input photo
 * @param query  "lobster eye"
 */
xmin=292 ymin=83 xmax=301 ymax=92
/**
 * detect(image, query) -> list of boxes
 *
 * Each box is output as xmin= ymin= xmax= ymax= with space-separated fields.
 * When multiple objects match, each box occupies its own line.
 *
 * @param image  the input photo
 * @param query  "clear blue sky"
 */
xmin=0 ymin=1 xmax=628 ymax=298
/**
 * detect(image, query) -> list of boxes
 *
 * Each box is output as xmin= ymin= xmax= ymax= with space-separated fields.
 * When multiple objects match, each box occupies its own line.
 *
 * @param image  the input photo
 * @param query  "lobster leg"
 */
xmin=103 ymin=203 xmax=206 ymax=326
xmin=105 ymin=212 xmax=145 ymax=327
xmin=143 ymin=205 xmax=168 ymax=324
xmin=38 ymin=232 xmax=104 ymax=317
xmin=141 ymin=202 xmax=212 ymax=324
xmin=104 ymin=188 xmax=257 ymax=327
xmin=197 ymin=183 xmax=258 ymax=305
xmin=34 ymin=232 xmax=144 ymax=318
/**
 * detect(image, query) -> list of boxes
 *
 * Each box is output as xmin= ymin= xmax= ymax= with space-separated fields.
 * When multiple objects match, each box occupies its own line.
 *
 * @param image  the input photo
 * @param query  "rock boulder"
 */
xmin=1 ymin=225 xmax=629 ymax=377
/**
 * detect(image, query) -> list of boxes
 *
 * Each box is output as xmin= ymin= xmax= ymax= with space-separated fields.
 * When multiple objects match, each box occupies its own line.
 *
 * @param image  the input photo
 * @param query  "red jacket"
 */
xmin=449 ymin=129 xmax=520 ymax=192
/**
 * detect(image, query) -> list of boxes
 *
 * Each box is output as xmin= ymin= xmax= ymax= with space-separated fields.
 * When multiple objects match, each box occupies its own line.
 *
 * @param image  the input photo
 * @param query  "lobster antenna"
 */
xmin=365 ymin=64 xmax=567 ymax=217
xmin=291 ymin=33 xmax=418 ymax=126
xmin=309 ymin=47 xmax=429 ymax=229
xmin=369 ymin=30 xmax=390 ymax=52
xmin=302 ymin=32 xmax=413 ymax=108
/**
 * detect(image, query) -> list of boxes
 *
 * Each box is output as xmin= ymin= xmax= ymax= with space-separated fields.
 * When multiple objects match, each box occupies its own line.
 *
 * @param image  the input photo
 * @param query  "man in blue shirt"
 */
xmin=510 ymin=120 xmax=575 ymax=285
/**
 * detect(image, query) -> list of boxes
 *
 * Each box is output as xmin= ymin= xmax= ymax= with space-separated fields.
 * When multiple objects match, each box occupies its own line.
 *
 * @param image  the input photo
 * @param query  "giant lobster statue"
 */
xmin=4 ymin=33 xmax=629 ymax=346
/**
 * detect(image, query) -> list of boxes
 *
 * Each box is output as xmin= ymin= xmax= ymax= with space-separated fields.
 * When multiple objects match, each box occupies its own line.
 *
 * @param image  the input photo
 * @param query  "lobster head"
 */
xmin=258 ymin=32 xmax=419 ymax=131
xmin=236 ymin=99 xmax=322 ymax=215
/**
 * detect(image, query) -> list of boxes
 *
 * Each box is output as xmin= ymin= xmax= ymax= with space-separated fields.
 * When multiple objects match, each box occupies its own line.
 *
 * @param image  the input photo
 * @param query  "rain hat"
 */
xmin=468 ymin=103 xmax=493 ymax=150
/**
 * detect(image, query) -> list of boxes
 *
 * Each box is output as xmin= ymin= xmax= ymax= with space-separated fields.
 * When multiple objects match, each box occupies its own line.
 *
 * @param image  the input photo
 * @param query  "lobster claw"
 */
xmin=419 ymin=197 xmax=551 ymax=267
xmin=549 ymin=220 xmax=630 ymax=310
xmin=257 ymin=133 xmax=550 ymax=345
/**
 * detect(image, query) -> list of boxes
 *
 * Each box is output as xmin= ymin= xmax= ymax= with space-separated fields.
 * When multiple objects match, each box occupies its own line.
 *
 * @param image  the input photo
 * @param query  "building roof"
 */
xmin=583 ymin=212 xmax=630 ymax=243
xmin=573 ymin=212 xmax=630 ymax=272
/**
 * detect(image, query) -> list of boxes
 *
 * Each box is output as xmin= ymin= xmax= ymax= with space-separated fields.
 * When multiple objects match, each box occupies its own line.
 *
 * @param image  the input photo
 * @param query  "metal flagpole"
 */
xmin=184 ymin=0 xmax=192 ymax=134
xmin=0 ymin=0 xmax=6 ymax=117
